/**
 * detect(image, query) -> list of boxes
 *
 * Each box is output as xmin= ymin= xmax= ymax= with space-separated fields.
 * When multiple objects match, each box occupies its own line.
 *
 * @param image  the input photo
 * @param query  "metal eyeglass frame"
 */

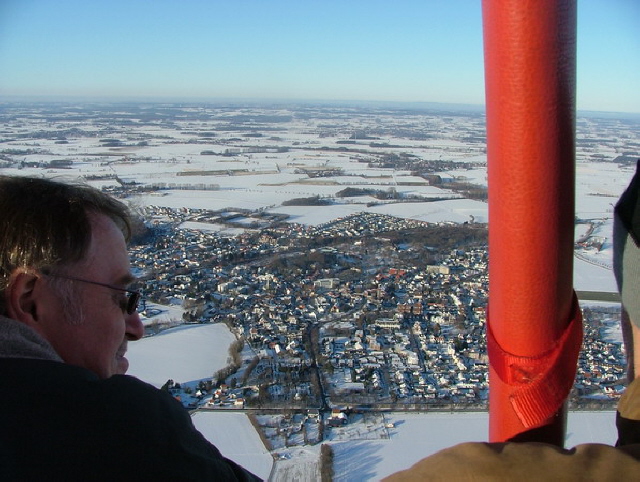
xmin=43 ymin=273 xmax=143 ymax=315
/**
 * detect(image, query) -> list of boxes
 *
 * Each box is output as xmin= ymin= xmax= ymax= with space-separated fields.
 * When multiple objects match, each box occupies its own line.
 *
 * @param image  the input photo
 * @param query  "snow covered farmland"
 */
xmin=0 ymin=102 xmax=635 ymax=294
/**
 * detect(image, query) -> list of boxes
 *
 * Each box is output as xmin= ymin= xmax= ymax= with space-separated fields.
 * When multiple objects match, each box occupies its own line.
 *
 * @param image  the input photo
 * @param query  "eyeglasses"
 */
xmin=43 ymin=273 xmax=143 ymax=315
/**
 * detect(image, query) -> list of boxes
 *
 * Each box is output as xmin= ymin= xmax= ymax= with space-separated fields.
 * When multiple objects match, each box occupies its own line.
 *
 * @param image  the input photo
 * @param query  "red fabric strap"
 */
xmin=487 ymin=293 xmax=583 ymax=429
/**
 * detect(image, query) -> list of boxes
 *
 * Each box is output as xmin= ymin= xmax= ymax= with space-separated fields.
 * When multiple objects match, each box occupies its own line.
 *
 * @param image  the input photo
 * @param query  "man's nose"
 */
xmin=125 ymin=311 xmax=144 ymax=340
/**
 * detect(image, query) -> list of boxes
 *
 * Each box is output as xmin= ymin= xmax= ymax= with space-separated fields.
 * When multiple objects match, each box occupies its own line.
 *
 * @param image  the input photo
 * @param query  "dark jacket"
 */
xmin=0 ymin=357 xmax=261 ymax=481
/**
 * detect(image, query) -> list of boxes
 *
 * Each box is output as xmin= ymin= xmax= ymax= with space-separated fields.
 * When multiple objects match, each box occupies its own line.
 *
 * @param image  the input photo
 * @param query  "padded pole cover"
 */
xmin=482 ymin=0 xmax=579 ymax=444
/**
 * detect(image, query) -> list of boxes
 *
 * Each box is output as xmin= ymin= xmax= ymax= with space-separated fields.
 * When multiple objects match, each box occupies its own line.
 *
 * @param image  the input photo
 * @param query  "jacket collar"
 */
xmin=0 ymin=315 xmax=63 ymax=362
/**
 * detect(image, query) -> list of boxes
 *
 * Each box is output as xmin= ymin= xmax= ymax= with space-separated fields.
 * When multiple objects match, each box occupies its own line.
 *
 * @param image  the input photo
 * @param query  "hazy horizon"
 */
xmin=3 ymin=96 xmax=640 ymax=120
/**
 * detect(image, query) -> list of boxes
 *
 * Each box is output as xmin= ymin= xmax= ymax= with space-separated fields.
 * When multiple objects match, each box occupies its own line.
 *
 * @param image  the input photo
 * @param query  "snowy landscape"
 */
xmin=125 ymin=321 xmax=619 ymax=481
xmin=1 ymin=101 xmax=638 ymax=480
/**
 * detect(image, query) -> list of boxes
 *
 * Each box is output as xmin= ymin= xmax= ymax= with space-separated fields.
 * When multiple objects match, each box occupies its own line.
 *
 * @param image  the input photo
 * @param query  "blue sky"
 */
xmin=0 ymin=0 xmax=638 ymax=112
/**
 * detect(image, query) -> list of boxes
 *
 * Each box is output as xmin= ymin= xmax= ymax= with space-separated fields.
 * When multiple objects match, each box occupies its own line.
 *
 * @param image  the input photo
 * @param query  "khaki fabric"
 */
xmin=384 ymin=441 xmax=640 ymax=482
xmin=384 ymin=379 xmax=640 ymax=482
xmin=619 ymin=374 xmax=640 ymax=420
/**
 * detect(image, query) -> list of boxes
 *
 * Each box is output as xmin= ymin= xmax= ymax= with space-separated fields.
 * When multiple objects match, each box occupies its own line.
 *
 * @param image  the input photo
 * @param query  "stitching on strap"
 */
xmin=487 ymin=293 xmax=583 ymax=428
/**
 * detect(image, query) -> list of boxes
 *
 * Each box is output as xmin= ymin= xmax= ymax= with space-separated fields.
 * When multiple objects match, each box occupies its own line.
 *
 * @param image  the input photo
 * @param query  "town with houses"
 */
xmin=126 ymin=204 xmax=624 ymax=421
xmin=130 ymin=207 xmax=490 ymax=408
xmin=0 ymin=101 xmax=636 ymax=442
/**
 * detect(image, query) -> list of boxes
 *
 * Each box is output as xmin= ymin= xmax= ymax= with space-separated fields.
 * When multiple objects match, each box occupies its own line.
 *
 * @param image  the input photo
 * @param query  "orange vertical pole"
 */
xmin=482 ymin=0 xmax=579 ymax=444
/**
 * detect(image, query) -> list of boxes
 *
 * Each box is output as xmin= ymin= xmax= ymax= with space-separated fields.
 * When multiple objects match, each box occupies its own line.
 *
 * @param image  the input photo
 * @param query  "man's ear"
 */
xmin=5 ymin=270 xmax=40 ymax=327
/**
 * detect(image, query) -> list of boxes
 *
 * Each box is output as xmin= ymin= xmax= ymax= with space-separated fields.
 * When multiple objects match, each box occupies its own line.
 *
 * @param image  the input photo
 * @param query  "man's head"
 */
xmin=0 ymin=176 xmax=144 ymax=378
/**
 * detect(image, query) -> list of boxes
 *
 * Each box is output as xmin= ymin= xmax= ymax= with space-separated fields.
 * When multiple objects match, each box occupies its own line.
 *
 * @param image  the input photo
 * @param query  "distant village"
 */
xmin=129 ymin=205 xmax=625 ymax=417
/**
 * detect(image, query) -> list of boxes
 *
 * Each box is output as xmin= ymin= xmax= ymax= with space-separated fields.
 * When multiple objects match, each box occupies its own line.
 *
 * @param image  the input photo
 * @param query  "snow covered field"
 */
xmin=331 ymin=410 xmax=617 ymax=480
xmin=193 ymin=412 xmax=274 ymax=480
xmin=126 ymin=323 xmax=236 ymax=389
xmin=126 ymin=324 xmax=274 ymax=480
xmin=2 ymin=155 xmax=628 ymax=295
